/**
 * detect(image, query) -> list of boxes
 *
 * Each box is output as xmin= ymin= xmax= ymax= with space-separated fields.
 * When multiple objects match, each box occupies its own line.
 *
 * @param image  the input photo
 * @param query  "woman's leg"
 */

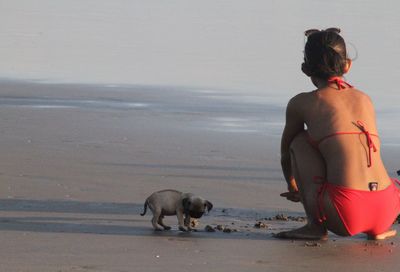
xmin=276 ymin=132 xmax=348 ymax=239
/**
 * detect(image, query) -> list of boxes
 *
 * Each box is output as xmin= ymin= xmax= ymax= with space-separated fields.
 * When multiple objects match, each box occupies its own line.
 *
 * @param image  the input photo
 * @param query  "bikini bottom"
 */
xmin=317 ymin=178 xmax=400 ymax=236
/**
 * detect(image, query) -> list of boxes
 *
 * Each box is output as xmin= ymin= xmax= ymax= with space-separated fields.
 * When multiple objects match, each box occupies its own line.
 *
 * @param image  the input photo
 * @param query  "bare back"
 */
xmin=289 ymin=86 xmax=391 ymax=190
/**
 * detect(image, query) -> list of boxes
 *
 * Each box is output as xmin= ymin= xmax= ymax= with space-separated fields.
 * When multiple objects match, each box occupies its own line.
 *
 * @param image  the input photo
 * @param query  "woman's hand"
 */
xmin=280 ymin=191 xmax=301 ymax=202
xmin=280 ymin=177 xmax=301 ymax=202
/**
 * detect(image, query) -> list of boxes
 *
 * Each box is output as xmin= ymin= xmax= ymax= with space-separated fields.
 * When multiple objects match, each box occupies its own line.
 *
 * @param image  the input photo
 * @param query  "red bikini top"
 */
xmin=327 ymin=76 xmax=353 ymax=90
xmin=309 ymin=78 xmax=378 ymax=168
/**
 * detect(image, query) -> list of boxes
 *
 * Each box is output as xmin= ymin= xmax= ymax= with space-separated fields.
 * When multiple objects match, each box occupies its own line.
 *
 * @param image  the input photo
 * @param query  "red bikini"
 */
xmin=309 ymin=77 xmax=400 ymax=236
xmin=308 ymin=120 xmax=378 ymax=168
xmin=322 ymin=179 xmax=400 ymax=236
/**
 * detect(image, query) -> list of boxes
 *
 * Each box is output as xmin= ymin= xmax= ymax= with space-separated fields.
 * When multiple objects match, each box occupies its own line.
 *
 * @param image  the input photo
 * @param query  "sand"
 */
xmin=0 ymin=79 xmax=399 ymax=272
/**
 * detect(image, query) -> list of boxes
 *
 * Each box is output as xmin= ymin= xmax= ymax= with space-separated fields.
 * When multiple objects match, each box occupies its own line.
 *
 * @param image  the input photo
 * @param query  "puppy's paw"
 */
xmin=179 ymin=226 xmax=189 ymax=232
xmin=163 ymin=226 xmax=172 ymax=230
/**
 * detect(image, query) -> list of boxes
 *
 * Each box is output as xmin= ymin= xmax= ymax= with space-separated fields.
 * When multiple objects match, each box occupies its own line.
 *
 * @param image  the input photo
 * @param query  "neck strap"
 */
xmin=327 ymin=76 xmax=353 ymax=90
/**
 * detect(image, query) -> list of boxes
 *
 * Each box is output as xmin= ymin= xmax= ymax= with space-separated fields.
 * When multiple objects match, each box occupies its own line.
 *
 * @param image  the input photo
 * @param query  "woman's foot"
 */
xmin=275 ymin=224 xmax=328 ymax=240
xmin=368 ymin=229 xmax=397 ymax=240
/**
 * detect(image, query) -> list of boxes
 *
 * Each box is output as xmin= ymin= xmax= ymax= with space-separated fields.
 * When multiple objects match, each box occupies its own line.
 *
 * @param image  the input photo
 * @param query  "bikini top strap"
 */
xmin=327 ymin=76 xmax=353 ymax=90
xmin=354 ymin=120 xmax=378 ymax=168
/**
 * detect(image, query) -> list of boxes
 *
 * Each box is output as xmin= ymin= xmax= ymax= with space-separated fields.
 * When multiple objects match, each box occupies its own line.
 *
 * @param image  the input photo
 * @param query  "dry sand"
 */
xmin=0 ymin=80 xmax=399 ymax=272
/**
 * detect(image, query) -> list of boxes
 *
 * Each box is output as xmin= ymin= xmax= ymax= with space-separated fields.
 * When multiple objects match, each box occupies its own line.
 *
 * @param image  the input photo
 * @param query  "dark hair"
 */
xmin=302 ymin=31 xmax=348 ymax=79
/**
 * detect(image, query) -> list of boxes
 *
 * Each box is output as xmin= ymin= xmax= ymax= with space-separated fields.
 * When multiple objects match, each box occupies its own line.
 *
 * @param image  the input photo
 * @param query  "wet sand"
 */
xmin=0 ymin=80 xmax=399 ymax=272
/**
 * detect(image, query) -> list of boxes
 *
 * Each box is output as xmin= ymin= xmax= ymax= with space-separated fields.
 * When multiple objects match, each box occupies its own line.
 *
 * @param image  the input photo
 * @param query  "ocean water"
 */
xmin=1 ymin=0 xmax=399 ymax=158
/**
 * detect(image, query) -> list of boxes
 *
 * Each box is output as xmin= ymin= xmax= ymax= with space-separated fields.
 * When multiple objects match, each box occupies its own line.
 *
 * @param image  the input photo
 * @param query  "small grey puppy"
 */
xmin=140 ymin=189 xmax=213 ymax=231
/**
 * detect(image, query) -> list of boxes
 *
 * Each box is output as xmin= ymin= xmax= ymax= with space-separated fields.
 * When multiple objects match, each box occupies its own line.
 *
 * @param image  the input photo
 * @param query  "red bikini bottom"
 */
xmin=317 ymin=178 xmax=400 ymax=236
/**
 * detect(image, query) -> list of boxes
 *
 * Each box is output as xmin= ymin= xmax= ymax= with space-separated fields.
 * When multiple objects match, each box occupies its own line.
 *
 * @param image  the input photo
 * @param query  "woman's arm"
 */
xmin=280 ymin=94 xmax=306 ymax=191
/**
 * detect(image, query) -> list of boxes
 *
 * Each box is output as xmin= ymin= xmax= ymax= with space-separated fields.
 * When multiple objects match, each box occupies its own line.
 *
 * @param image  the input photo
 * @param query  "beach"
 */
xmin=1 ymin=0 xmax=400 ymax=271
xmin=0 ymin=80 xmax=399 ymax=272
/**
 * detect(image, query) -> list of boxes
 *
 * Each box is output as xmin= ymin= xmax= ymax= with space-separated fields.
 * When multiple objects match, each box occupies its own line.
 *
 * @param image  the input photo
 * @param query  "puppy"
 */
xmin=140 ymin=189 xmax=213 ymax=231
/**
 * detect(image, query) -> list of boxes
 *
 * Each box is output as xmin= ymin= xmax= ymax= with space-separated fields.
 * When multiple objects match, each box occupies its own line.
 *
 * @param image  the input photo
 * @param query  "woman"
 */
xmin=278 ymin=28 xmax=400 ymax=240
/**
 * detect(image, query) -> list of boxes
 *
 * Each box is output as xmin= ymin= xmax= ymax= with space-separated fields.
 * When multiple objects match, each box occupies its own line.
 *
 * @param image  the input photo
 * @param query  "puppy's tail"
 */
xmin=140 ymin=200 xmax=148 ymax=216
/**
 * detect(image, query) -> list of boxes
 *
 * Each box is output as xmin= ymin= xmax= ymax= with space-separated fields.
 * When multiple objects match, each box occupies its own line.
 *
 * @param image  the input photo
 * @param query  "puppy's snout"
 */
xmin=189 ymin=211 xmax=205 ymax=218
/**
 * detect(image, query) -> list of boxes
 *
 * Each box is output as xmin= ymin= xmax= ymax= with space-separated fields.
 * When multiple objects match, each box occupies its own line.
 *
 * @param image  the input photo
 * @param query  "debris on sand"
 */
xmin=223 ymin=228 xmax=232 ymax=233
xmin=265 ymin=214 xmax=307 ymax=222
xmin=216 ymin=225 xmax=225 ymax=231
xmin=254 ymin=221 xmax=268 ymax=229
xmin=288 ymin=216 xmax=307 ymax=222
xmin=206 ymin=224 xmax=237 ymax=233
xmin=274 ymin=214 xmax=288 ymax=221
xmin=204 ymin=225 xmax=216 ymax=232
xmin=304 ymin=242 xmax=322 ymax=247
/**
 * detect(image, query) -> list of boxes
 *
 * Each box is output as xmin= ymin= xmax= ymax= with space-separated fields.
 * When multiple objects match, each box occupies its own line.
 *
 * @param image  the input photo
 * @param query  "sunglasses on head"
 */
xmin=304 ymin=27 xmax=341 ymax=37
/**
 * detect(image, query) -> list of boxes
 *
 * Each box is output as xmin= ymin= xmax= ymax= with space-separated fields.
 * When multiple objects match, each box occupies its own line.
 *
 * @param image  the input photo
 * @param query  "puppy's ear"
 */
xmin=182 ymin=197 xmax=191 ymax=212
xmin=205 ymin=201 xmax=213 ymax=212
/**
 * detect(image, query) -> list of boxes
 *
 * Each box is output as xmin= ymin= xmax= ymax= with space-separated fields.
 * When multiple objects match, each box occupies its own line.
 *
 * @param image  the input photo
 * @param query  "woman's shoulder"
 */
xmin=285 ymin=91 xmax=316 ymax=118
xmin=288 ymin=91 xmax=316 ymax=106
xmin=349 ymin=87 xmax=374 ymax=105
xmin=352 ymin=87 xmax=372 ymax=98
